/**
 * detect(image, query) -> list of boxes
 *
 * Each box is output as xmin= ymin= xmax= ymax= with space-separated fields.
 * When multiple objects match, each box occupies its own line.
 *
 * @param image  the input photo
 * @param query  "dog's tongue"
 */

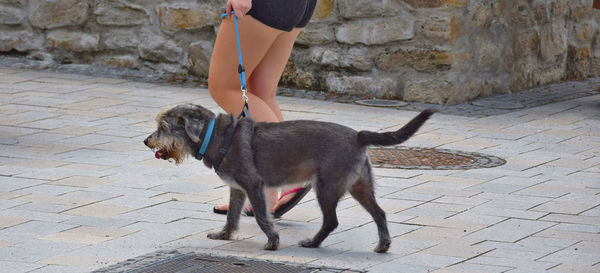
xmin=155 ymin=151 xmax=160 ymax=159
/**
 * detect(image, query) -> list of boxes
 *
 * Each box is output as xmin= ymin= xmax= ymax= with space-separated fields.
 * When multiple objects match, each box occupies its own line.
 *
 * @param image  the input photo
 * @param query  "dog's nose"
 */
xmin=143 ymin=137 xmax=149 ymax=147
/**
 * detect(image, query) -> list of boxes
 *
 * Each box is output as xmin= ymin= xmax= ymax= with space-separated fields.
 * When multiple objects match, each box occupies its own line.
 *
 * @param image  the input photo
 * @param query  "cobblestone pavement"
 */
xmin=1 ymin=66 xmax=599 ymax=273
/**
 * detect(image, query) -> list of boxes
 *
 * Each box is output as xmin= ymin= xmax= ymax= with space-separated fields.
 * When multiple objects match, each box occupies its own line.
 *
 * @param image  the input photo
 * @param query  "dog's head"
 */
xmin=144 ymin=103 xmax=215 ymax=164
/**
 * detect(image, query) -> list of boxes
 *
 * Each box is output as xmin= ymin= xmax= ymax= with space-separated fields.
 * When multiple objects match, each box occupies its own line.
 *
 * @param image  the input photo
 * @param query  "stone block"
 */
xmin=452 ymin=51 xmax=474 ymax=72
xmin=470 ymin=2 xmax=492 ymax=27
xmin=326 ymin=74 xmax=397 ymax=97
xmin=420 ymin=17 xmax=451 ymax=42
xmin=0 ymin=4 xmax=25 ymax=25
xmin=138 ymin=36 xmax=182 ymax=63
xmin=550 ymin=0 xmax=569 ymax=18
xmin=340 ymin=47 xmax=373 ymax=71
xmin=570 ymin=5 xmax=593 ymax=22
xmin=94 ymin=0 xmax=148 ymax=26
xmin=295 ymin=23 xmax=335 ymax=46
xmin=591 ymin=57 xmax=600 ymax=77
xmin=567 ymin=45 xmax=590 ymax=80
xmin=312 ymin=0 xmax=335 ymax=22
xmin=335 ymin=17 xmax=414 ymax=45
xmin=540 ymin=24 xmax=567 ymax=60
xmin=450 ymin=16 xmax=465 ymax=43
xmin=532 ymin=3 xmax=549 ymax=24
xmin=514 ymin=29 xmax=540 ymax=58
xmin=476 ymin=39 xmax=500 ymax=72
xmin=404 ymin=79 xmax=481 ymax=105
xmin=188 ymin=41 xmax=212 ymax=78
xmin=98 ymin=55 xmax=139 ymax=69
xmin=309 ymin=47 xmax=340 ymax=66
xmin=402 ymin=0 xmax=467 ymax=8
xmin=46 ymin=30 xmax=99 ymax=52
xmin=511 ymin=0 xmax=532 ymax=25
xmin=280 ymin=61 xmax=314 ymax=90
xmin=0 ymin=30 xmax=43 ymax=52
xmin=338 ymin=0 xmax=401 ymax=19
xmin=29 ymin=0 xmax=89 ymax=29
xmin=575 ymin=21 xmax=594 ymax=42
xmin=159 ymin=5 xmax=218 ymax=32
xmin=102 ymin=28 xmax=139 ymax=49
xmin=377 ymin=48 xmax=452 ymax=72
xmin=0 ymin=0 xmax=25 ymax=5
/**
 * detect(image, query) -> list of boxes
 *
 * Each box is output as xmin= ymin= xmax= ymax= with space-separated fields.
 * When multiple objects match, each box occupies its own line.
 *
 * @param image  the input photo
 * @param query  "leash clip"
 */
xmin=241 ymin=87 xmax=248 ymax=103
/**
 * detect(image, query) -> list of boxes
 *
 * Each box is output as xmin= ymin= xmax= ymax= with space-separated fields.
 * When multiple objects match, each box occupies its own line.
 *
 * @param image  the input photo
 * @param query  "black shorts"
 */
xmin=247 ymin=0 xmax=317 ymax=32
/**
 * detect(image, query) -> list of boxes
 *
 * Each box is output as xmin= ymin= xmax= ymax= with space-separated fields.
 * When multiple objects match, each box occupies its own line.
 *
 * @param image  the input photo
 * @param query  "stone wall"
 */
xmin=1 ymin=0 xmax=599 ymax=104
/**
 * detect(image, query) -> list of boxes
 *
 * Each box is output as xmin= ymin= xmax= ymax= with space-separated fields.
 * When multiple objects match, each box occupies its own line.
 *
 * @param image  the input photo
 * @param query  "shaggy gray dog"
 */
xmin=144 ymin=103 xmax=433 ymax=253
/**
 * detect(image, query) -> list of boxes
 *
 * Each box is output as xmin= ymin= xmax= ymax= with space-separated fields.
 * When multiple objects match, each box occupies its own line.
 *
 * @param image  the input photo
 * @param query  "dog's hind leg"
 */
xmin=349 ymin=163 xmax=391 ymax=253
xmin=299 ymin=174 xmax=345 ymax=249
xmin=208 ymin=188 xmax=246 ymax=240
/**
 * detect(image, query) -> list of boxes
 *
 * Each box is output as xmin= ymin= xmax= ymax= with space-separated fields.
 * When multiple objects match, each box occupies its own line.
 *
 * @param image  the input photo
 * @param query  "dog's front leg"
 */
xmin=208 ymin=188 xmax=246 ymax=240
xmin=244 ymin=179 xmax=279 ymax=251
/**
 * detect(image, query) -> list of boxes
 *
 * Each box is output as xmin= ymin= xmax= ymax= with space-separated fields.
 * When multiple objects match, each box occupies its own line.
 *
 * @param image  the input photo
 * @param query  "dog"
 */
xmin=144 ymin=103 xmax=433 ymax=253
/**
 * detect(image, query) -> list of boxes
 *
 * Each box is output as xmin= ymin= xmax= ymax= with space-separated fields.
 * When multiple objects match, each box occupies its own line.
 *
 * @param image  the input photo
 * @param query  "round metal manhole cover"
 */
xmin=355 ymin=99 xmax=408 ymax=108
xmin=368 ymin=147 xmax=505 ymax=170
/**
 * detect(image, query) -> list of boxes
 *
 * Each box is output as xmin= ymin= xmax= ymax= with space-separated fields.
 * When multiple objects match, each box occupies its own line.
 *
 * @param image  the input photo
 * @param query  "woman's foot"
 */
xmin=213 ymin=203 xmax=255 ymax=216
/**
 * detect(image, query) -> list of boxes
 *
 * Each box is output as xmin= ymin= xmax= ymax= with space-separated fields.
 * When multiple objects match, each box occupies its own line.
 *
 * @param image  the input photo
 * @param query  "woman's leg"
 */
xmin=246 ymin=28 xmax=306 ymax=210
xmin=246 ymin=28 xmax=303 ymax=122
xmin=209 ymin=16 xmax=287 ymax=212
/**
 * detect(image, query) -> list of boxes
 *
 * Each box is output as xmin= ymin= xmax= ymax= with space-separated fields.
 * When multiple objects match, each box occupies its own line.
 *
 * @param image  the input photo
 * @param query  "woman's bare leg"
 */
xmin=210 ymin=16 xmax=290 ymax=211
xmin=246 ymin=28 xmax=305 ymax=210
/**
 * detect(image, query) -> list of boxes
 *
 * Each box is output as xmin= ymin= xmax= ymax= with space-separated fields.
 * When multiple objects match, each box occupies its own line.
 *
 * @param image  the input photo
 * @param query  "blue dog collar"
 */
xmin=198 ymin=118 xmax=216 ymax=156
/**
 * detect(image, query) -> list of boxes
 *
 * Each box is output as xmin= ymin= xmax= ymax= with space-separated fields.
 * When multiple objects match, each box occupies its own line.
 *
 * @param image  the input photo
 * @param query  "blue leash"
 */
xmin=221 ymin=12 xmax=250 ymax=118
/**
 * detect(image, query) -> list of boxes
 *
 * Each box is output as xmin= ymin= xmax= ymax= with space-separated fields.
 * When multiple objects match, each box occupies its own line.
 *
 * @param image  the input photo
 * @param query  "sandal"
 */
xmin=212 ymin=184 xmax=312 ymax=218
xmin=212 ymin=205 xmax=254 ymax=216
xmin=273 ymin=185 xmax=312 ymax=219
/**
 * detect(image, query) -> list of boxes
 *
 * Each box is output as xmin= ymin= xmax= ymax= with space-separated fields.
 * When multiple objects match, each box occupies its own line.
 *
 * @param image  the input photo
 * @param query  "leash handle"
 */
xmin=221 ymin=12 xmax=249 ymax=106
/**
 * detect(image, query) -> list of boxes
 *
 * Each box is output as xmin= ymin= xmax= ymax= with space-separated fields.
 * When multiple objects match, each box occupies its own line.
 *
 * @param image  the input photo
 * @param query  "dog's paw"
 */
xmin=374 ymin=239 xmax=391 ymax=253
xmin=207 ymin=231 xmax=230 ymax=240
xmin=299 ymin=238 xmax=319 ymax=248
xmin=264 ymin=236 xmax=279 ymax=251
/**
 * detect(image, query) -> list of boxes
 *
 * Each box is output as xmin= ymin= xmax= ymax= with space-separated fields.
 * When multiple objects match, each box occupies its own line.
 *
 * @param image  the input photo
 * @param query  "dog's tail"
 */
xmin=357 ymin=109 xmax=434 ymax=147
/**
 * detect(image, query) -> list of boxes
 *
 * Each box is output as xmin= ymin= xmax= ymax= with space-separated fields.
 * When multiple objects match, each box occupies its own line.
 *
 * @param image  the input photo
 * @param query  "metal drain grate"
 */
xmin=129 ymin=254 xmax=312 ymax=273
xmin=368 ymin=147 xmax=505 ymax=170
xmin=93 ymin=251 xmax=351 ymax=273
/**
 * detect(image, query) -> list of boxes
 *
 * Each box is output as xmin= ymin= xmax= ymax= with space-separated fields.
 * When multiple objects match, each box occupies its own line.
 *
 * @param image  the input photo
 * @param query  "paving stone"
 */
xmin=0 ymin=261 xmax=45 ymax=273
xmin=0 ymin=216 xmax=29 ymax=229
xmin=539 ymin=214 xmax=600 ymax=226
xmin=535 ymin=229 xmax=600 ymax=242
xmin=368 ymin=261 xmax=435 ymax=273
xmin=0 ymin=208 xmax=73 ymax=223
xmin=63 ymin=204 xmax=134 ymax=218
xmin=0 ymin=240 xmax=86 ymax=263
xmin=548 ymin=264 xmax=600 ymax=273
xmin=61 ymin=216 xmax=135 ymax=228
xmin=439 ymin=262 xmax=513 ymax=273
xmin=42 ymin=226 xmax=137 ymax=245
xmin=392 ymin=253 xmax=466 ymax=268
xmin=466 ymin=219 xmax=555 ymax=243
xmin=14 ymin=202 xmax=74 ymax=213
xmin=28 ymin=264 xmax=97 ymax=273
xmin=1 ymin=220 xmax=75 ymax=237
xmin=466 ymin=256 xmax=558 ymax=271
xmin=464 ymin=205 xmax=548 ymax=220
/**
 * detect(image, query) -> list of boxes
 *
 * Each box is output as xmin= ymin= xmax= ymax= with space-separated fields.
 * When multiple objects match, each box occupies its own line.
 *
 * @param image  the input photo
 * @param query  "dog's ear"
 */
xmin=184 ymin=117 xmax=204 ymax=143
